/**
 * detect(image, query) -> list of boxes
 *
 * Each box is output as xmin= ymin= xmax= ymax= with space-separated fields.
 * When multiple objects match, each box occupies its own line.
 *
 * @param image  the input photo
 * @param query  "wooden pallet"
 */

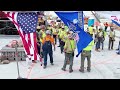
xmin=0 ymin=47 xmax=26 ymax=61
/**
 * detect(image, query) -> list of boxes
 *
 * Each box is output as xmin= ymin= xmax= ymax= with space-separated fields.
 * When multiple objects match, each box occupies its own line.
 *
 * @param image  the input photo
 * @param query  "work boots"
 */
xmin=87 ymin=67 xmax=91 ymax=72
xmin=69 ymin=69 xmax=73 ymax=73
xmin=61 ymin=68 xmax=66 ymax=71
xmin=51 ymin=63 xmax=54 ymax=65
xmin=79 ymin=67 xmax=84 ymax=73
xmin=79 ymin=69 xmax=84 ymax=73
xmin=43 ymin=65 xmax=47 ymax=69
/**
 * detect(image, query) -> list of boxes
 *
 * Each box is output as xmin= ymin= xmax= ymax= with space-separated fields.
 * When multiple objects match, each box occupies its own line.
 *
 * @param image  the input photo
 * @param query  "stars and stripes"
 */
xmin=3 ymin=11 xmax=41 ymax=63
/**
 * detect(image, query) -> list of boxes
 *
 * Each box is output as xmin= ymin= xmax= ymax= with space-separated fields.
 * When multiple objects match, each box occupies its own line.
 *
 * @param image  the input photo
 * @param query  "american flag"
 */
xmin=3 ymin=11 xmax=41 ymax=63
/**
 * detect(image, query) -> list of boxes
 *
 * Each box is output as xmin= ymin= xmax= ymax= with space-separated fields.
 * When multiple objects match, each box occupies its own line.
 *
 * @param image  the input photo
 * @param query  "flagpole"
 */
xmin=14 ymin=41 xmax=27 ymax=79
xmin=15 ymin=42 xmax=21 ymax=78
xmin=76 ymin=11 xmax=83 ymax=57
xmin=78 ymin=11 xmax=84 ymax=30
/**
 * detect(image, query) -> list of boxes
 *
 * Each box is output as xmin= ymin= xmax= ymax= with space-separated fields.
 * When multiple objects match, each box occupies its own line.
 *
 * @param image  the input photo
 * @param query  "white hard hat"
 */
xmin=37 ymin=26 xmax=40 ymax=29
xmin=62 ymin=26 xmax=64 ymax=28
xmin=69 ymin=31 xmax=73 ymax=34
xmin=99 ymin=27 xmax=103 ymax=30
xmin=46 ymin=30 xmax=51 ymax=34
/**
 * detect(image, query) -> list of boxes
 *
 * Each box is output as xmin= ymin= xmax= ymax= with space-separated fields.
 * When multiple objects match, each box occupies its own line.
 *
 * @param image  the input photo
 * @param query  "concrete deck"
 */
xmin=0 ymin=31 xmax=120 ymax=79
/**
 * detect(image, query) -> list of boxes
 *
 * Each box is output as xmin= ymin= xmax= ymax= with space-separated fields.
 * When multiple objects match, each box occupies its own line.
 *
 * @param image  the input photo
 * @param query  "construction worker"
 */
xmin=40 ymin=25 xmax=46 ymax=43
xmin=79 ymin=39 xmax=94 ymax=73
xmin=95 ymin=28 xmax=104 ymax=51
xmin=59 ymin=27 xmax=67 ymax=54
xmin=38 ymin=16 xmax=45 ymax=26
xmin=101 ymin=29 xmax=107 ymax=50
xmin=116 ymin=39 xmax=120 ymax=55
xmin=36 ymin=28 xmax=44 ymax=58
xmin=116 ymin=38 xmax=120 ymax=51
xmin=61 ymin=33 xmax=76 ymax=73
xmin=88 ymin=25 xmax=95 ymax=37
xmin=36 ymin=28 xmax=41 ymax=55
xmin=57 ymin=26 xmax=62 ymax=47
xmin=52 ymin=26 xmax=58 ymax=45
xmin=104 ymin=22 xmax=109 ymax=32
xmin=94 ymin=26 xmax=99 ymax=43
xmin=42 ymin=30 xmax=55 ymax=69
xmin=47 ymin=25 xmax=53 ymax=35
xmin=108 ymin=27 xmax=115 ymax=50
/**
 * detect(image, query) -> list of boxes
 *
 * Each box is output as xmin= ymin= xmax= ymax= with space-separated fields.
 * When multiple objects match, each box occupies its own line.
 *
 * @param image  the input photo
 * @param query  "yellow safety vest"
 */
xmin=58 ymin=28 xmax=62 ymax=36
xmin=88 ymin=27 xmax=94 ymax=34
xmin=60 ymin=30 xmax=66 ymax=40
xmin=83 ymin=40 xmax=94 ymax=51
xmin=62 ymin=32 xmax=68 ymax=42
xmin=64 ymin=39 xmax=76 ymax=53
xmin=109 ymin=31 xmax=115 ymax=37
xmin=52 ymin=28 xmax=57 ymax=35
xmin=40 ymin=31 xmax=46 ymax=42
xmin=47 ymin=27 xmax=52 ymax=30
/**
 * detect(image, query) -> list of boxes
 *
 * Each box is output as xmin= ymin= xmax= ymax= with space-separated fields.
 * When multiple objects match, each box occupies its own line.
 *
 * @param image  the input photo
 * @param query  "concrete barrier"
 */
xmin=0 ymin=47 xmax=26 ymax=61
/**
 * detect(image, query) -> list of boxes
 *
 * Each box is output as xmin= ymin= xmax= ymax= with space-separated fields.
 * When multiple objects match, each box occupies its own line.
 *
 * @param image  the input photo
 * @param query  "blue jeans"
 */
xmin=43 ymin=51 xmax=53 ymax=66
xmin=96 ymin=40 xmax=100 ymax=49
xmin=96 ymin=37 xmax=102 ymax=49
xmin=101 ymin=42 xmax=104 ymax=50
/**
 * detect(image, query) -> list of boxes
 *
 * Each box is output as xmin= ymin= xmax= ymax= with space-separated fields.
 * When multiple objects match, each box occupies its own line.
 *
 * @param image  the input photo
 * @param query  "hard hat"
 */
xmin=99 ymin=27 xmax=103 ymax=30
xmin=37 ymin=26 xmax=41 ymax=29
xmin=46 ymin=30 xmax=51 ymax=34
xmin=62 ymin=26 xmax=64 ymax=28
xmin=41 ymin=25 xmax=45 ymax=29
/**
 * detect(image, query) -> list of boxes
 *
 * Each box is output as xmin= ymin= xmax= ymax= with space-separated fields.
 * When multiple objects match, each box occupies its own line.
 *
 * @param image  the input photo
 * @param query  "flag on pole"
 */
xmin=55 ymin=11 xmax=93 ymax=57
xmin=3 ymin=11 xmax=41 ymax=62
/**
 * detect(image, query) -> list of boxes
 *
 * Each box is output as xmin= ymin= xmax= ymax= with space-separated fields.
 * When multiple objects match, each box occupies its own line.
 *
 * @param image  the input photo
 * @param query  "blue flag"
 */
xmin=55 ymin=11 xmax=93 ymax=57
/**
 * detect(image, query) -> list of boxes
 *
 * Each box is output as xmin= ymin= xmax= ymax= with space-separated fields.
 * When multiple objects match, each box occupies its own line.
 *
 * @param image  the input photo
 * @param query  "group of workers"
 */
xmin=35 ymin=20 xmax=120 ymax=73
xmin=86 ymin=24 xmax=116 ymax=52
xmin=35 ymin=22 xmax=93 ymax=73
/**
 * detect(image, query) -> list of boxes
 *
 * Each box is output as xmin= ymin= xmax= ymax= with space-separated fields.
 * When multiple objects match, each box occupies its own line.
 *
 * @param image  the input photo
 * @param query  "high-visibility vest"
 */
xmin=83 ymin=40 xmax=94 ymax=51
xmin=62 ymin=32 xmax=68 ymax=42
xmin=88 ymin=27 xmax=94 ymax=34
xmin=109 ymin=31 xmax=115 ymax=37
xmin=64 ymin=39 xmax=76 ymax=53
xmin=40 ymin=31 xmax=46 ymax=42
xmin=52 ymin=28 xmax=57 ymax=35
xmin=58 ymin=28 xmax=62 ymax=37
xmin=60 ymin=30 xmax=66 ymax=39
